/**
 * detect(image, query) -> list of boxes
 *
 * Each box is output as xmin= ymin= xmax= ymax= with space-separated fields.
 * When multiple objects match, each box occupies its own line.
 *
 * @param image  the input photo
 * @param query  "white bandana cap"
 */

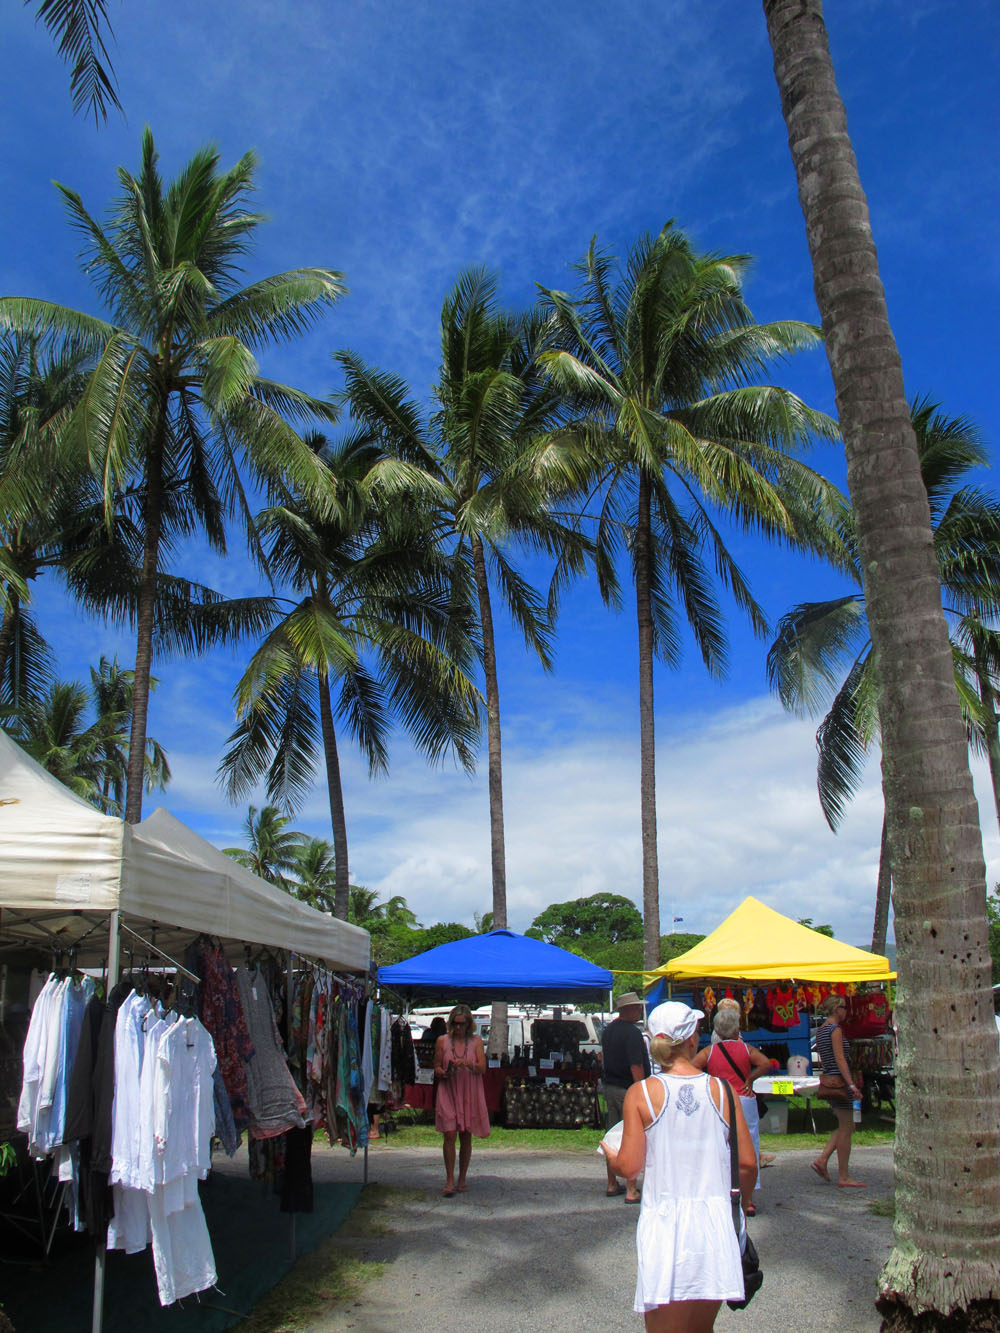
xmin=647 ymin=1001 xmax=703 ymax=1041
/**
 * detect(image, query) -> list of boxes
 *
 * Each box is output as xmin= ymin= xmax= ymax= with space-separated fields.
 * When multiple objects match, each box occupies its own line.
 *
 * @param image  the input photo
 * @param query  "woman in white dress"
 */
xmin=606 ymin=1001 xmax=757 ymax=1332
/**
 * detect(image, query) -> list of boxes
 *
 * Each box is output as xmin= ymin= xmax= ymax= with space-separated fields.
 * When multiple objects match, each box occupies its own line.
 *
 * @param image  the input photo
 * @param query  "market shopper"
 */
xmin=812 ymin=994 xmax=865 ymax=1188
xmin=433 ymin=1003 xmax=489 ymax=1196
xmin=601 ymin=991 xmax=650 ymax=1203
xmin=605 ymin=1001 xmax=757 ymax=1331
xmin=693 ymin=1006 xmax=771 ymax=1213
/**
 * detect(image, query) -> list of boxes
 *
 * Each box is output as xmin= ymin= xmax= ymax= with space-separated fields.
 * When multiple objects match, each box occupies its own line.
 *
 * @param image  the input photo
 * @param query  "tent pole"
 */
xmin=92 ymin=909 xmax=120 ymax=1333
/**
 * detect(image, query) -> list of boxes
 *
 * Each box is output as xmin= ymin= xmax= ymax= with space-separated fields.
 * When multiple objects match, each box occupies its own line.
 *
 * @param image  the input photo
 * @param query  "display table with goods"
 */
xmin=404 ymin=1044 xmax=602 ymax=1123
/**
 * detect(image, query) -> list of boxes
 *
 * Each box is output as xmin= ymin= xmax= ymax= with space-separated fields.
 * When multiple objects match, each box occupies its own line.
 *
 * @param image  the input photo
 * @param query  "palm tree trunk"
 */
xmin=471 ymin=535 xmax=508 ymax=1059
xmin=871 ymin=811 xmax=892 ymax=955
xmin=972 ymin=636 xmax=1000 ymax=834
xmin=317 ymin=667 xmax=351 ymax=921
xmin=765 ymin=2 xmax=1000 ymax=1324
xmin=125 ymin=414 xmax=166 ymax=824
xmin=636 ymin=470 xmax=660 ymax=972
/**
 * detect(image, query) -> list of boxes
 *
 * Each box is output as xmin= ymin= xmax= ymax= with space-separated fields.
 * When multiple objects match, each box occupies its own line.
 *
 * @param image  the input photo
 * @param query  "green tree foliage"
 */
xmin=223 ymin=805 xmax=305 ymax=888
xmin=29 ymin=0 xmax=122 ymax=123
xmin=527 ymin=893 xmax=643 ymax=947
xmin=796 ymin=916 xmax=834 ymax=937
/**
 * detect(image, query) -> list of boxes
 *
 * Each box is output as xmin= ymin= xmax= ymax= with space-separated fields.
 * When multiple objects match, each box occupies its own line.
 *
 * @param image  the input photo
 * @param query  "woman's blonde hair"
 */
xmin=819 ymin=993 xmax=846 ymax=1019
xmin=447 ymin=1003 xmax=475 ymax=1037
xmin=649 ymin=1033 xmax=691 ymax=1068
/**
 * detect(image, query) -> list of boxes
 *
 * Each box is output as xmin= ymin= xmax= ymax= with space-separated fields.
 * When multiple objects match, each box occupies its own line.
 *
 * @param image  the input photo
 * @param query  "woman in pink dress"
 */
xmin=434 ymin=1003 xmax=490 ymax=1195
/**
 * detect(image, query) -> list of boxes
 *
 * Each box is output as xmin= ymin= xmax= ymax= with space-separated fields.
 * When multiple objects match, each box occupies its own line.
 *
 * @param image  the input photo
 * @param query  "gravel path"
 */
xmin=298 ymin=1139 xmax=894 ymax=1332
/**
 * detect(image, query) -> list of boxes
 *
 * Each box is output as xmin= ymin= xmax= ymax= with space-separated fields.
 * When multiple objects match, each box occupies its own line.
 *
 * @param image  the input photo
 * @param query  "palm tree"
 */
xmin=89 ymin=654 xmax=170 ymax=811
xmin=292 ymin=836 xmax=338 ymax=913
xmin=219 ymin=430 xmax=481 ymax=920
xmin=764 ymin=2 xmax=1000 ymax=1321
xmin=337 ymin=269 xmax=585 ymax=931
xmin=767 ymin=399 xmax=1000 ymax=952
xmin=338 ymin=268 xmax=586 ymax=1052
xmin=538 ymin=225 xmax=844 ymax=969
xmin=0 ymin=130 xmax=346 ymax=823
xmin=0 ymin=333 xmax=94 ymax=709
xmin=223 ymin=805 xmax=305 ymax=888
xmin=8 ymin=678 xmax=124 ymax=808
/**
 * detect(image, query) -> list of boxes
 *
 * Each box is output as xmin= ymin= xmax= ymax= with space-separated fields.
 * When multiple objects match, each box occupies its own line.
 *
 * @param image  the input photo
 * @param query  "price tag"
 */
xmin=528 ymin=1065 xmax=537 ymax=1077
xmin=545 ymin=1076 xmax=560 ymax=1087
xmin=539 ymin=1058 xmax=554 ymax=1070
xmin=771 ymin=1079 xmax=794 ymax=1095
xmin=488 ymin=1057 xmax=501 ymax=1068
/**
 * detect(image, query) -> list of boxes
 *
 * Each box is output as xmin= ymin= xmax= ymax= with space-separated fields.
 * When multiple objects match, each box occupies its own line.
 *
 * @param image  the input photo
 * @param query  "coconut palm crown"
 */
xmin=538 ymin=223 xmax=846 ymax=968
xmin=0 ymin=130 xmax=347 ymax=821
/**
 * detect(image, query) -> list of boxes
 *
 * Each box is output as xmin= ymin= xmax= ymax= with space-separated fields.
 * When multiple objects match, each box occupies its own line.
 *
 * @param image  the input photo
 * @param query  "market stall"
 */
xmin=0 ymin=729 xmax=375 ymax=1330
xmin=644 ymin=897 xmax=895 ymax=1128
xmin=378 ymin=929 xmax=612 ymax=1126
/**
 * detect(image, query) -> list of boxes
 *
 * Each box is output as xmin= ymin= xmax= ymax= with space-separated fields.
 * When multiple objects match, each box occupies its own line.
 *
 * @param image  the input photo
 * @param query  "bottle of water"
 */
xmin=852 ymin=1095 xmax=862 ymax=1124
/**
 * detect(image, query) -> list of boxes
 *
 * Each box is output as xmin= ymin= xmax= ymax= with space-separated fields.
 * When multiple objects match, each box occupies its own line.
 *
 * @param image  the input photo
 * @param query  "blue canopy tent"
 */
xmin=377 ymin=928 xmax=613 ymax=1005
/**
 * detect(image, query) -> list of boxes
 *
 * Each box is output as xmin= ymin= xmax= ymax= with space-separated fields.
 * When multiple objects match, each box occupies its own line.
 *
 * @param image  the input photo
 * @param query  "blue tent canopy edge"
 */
xmin=377 ymin=928 xmax=613 ymax=1005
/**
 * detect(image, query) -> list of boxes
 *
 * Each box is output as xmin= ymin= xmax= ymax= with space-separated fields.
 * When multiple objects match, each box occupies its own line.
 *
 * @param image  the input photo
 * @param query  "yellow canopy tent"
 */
xmin=647 ymin=895 xmax=895 ymax=984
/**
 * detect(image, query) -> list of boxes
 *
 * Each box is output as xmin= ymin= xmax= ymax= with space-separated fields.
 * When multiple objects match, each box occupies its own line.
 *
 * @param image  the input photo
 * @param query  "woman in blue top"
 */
xmin=812 ymin=994 xmax=864 ymax=1187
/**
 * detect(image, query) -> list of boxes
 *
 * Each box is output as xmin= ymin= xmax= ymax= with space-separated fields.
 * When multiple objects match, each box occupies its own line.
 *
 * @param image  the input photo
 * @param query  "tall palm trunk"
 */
xmin=471 ymin=534 xmax=508 ymax=1057
xmin=125 ymin=413 xmax=166 ymax=823
xmin=765 ymin=2 xmax=1000 ymax=1324
xmin=635 ymin=470 xmax=660 ymax=971
xmin=871 ymin=812 xmax=892 ymax=955
xmin=317 ymin=667 xmax=351 ymax=921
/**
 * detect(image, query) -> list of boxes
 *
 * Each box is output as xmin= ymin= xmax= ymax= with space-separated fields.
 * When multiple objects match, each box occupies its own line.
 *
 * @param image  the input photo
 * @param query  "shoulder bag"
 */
xmin=721 ymin=1080 xmax=764 ymax=1310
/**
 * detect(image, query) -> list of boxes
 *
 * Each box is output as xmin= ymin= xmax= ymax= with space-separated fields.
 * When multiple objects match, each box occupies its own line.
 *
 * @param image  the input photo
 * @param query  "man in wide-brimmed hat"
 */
xmin=601 ymin=991 xmax=649 ymax=1202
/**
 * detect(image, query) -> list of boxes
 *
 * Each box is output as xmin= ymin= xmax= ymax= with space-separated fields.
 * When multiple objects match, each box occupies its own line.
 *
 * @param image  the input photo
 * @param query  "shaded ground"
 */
xmin=269 ymin=1139 xmax=894 ymax=1332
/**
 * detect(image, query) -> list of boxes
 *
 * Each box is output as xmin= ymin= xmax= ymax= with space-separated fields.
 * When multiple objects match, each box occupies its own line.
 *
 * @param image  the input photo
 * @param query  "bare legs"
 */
xmin=442 ymin=1129 xmax=456 ymax=1194
xmin=442 ymin=1129 xmax=473 ymax=1195
xmin=813 ymin=1108 xmax=864 ymax=1186
xmin=644 ymin=1299 xmax=722 ymax=1332
xmin=457 ymin=1131 xmax=472 ymax=1190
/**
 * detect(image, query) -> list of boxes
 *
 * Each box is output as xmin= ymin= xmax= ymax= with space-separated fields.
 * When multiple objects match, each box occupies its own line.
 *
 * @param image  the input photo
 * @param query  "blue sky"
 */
xmin=2 ymin=0 xmax=998 ymax=944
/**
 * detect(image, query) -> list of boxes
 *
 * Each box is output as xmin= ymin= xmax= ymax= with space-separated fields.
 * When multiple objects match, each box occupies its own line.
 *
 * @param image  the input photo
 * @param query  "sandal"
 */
xmin=811 ymin=1160 xmax=831 ymax=1182
xmin=605 ymin=1185 xmax=625 ymax=1197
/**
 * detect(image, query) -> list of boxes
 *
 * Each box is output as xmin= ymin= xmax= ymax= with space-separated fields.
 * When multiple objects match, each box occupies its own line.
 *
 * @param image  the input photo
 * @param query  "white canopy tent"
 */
xmin=1 ymin=728 xmax=370 ymax=1332
xmin=0 ymin=727 xmax=369 ymax=971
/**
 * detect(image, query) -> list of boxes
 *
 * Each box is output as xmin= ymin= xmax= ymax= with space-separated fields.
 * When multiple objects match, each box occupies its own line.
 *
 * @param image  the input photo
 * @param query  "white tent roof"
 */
xmin=0 ymin=729 xmax=369 ymax=972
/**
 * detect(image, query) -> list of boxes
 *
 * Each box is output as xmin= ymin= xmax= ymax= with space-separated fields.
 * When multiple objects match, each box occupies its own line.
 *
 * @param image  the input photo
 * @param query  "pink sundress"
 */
xmin=434 ymin=1034 xmax=490 ymax=1138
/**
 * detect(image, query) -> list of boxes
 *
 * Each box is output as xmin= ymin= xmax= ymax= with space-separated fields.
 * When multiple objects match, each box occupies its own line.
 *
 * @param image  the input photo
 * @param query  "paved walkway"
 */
xmin=297 ymin=1140 xmax=894 ymax=1332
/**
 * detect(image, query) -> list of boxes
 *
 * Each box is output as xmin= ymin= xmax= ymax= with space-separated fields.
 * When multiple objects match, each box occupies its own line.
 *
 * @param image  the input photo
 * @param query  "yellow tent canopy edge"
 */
xmin=646 ymin=895 xmax=896 ymax=984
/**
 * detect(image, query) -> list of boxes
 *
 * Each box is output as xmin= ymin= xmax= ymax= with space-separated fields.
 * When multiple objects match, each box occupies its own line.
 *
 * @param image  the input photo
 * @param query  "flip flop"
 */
xmin=457 ymin=1184 xmax=468 ymax=1193
xmin=625 ymin=1194 xmax=641 ymax=1204
xmin=811 ymin=1160 xmax=831 ymax=1182
xmin=838 ymin=1180 xmax=866 ymax=1188
xmin=605 ymin=1185 xmax=625 ymax=1197
xmin=744 ymin=1204 xmax=757 ymax=1216
xmin=442 ymin=1186 xmax=455 ymax=1197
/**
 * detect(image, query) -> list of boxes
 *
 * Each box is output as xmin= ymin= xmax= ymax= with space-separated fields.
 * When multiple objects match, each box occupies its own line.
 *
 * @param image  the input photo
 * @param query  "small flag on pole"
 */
xmin=672 ymin=916 xmax=684 ymax=923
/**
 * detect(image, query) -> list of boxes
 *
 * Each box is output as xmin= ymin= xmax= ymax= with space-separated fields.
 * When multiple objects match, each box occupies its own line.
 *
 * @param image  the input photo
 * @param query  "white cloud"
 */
xmin=159 ymin=686 xmax=1000 ymax=947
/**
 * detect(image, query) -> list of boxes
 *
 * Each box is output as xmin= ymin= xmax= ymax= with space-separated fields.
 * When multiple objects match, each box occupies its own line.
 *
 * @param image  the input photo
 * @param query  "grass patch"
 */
xmin=232 ymin=1183 xmax=426 ymax=1332
xmin=759 ymin=1126 xmax=894 ymax=1152
xmin=379 ymin=1123 xmax=606 ymax=1153
xmin=868 ymin=1195 xmax=896 ymax=1218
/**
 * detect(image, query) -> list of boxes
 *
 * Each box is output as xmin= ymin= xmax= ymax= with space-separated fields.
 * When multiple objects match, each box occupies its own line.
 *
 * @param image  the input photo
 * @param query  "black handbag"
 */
xmin=722 ymin=1081 xmax=764 ymax=1310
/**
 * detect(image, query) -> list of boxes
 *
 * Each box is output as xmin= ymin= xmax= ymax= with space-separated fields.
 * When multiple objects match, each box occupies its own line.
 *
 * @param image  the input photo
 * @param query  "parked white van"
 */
xmin=408 ymin=1004 xmax=605 ymax=1060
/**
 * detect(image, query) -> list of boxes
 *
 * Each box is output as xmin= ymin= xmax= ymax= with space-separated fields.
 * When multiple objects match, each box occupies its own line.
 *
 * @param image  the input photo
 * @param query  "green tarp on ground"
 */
xmin=1 ymin=1171 xmax=363 ymax=1332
